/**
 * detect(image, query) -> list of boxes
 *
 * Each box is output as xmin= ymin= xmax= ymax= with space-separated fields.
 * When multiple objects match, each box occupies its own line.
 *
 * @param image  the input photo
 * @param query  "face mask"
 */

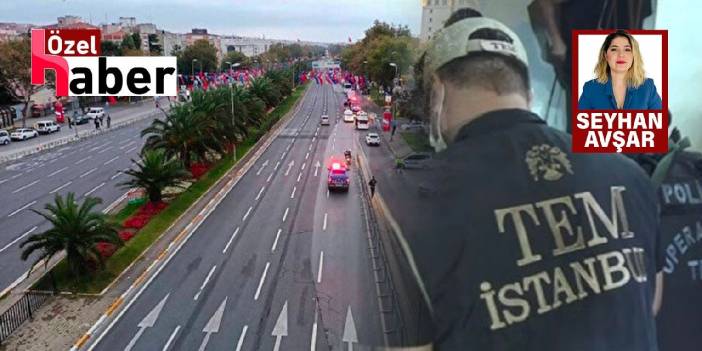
xmin=429 ymin=78 xmax=448 ymax=153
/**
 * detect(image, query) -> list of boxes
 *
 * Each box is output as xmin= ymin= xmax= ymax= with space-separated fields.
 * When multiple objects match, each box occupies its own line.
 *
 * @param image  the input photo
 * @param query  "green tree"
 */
xmin=120 ymin=34 xmax=136 ymax=51
xmin=180 ymin=39 xmax=218 ymax=75
xmin=148 ymin=34 xmax=162 ymax=55
xmin=101 ymin=41 xmax=122 ymax=56
xmin=132 ymin=32 xmax=142 ymax=51
xmin=19 ymin=193 xmax=122 ymax=281
xmin=0 ymin=37 xmax=42 ymax=127
xmin=120 ymin=149 xmax=189 ymax=203
xmin=249 ymin=77 xmax=281 ymax=109
xmin=220 ymin=51 xmax=249 ymax=71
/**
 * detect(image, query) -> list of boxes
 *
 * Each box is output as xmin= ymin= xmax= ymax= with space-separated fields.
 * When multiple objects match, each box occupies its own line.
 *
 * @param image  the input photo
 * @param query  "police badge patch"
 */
xmin=525 ymin=144 xmax=574 ymax=181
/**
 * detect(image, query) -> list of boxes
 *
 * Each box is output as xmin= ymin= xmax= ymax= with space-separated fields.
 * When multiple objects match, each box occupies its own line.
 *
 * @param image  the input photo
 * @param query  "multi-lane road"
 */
xmin=82 ymin=83 xmax=393 ymax=350
xmin=0 ymin=115 xmax=156 ymax=293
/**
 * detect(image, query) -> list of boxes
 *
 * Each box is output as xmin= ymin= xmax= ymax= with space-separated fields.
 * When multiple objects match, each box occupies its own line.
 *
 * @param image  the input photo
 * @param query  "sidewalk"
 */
xmin=359 ymin=96 xmax=414 ymax=158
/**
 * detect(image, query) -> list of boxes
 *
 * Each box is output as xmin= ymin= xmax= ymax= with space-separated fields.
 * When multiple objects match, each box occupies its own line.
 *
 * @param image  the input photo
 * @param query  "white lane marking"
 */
xmin=301 ymin=163 xmax=306 ymax=171
xmin=10 ymin=173 xmax=22 ymax=180
xmin=119 ymin=140 xmax=136 ymax=150
xmin=118 ymin=138 xmax=132 ymax=145
xmin=103 ymin=156 xmax=119 ymax=165
xmin=255 ymin=186 xmax=265 ymax=200
xmin=0 ymin=179 xmax=7 ymax=185
xmin=48 ymin=166 xmax=68 ymax=177
xmin=125 ymin=146 xmax=138 ymax=153
xmin=84 ymin=182 xmax=106 ymax=197
xmin=311 ymin=300 xmax=318 ymax=351
xmin=235 ymin=325 xmax=248 ymax=351
xmin=162 ymin=325 xmax=181 ymax=351
xmin=110 ymin=171 xmax=124 ymax=180
xmin=280 ymin=151 xmax=286 ymax=160
xmin=326 ymin=189 xmax=329 ymax=198
xmin=297 ymin=172 xmax=302 ymax=182
xmin=79 ymin=167 xmax=98 ymax=178
xmin=308 ymin=144 xmax=312 ymax=151
xmin=266 ymin=172 xmax=274 ymax=183
xmin=193 ymin=265 xmax=217 ymax=300
xmin=0 ymin=226 xmax=37 ymax=253
xmin=76 ymin=156 xmax=92 ymax=165
xmin=8 ymin=201 xmax=37 ymax=218
xmin=48 ymin=158 xmax=58 ymax=164
xmin=223 ymin=227 xmax=240 ymax=254
xmin=97 ymin=146 xmax=113 ymax=154
xmin=317 ymin=251 xmax=324 ymax=283
xmin=271 ymin=229 xmax=282 ymax=252
xmin=242 ymin=206 xmax=253 ymax=221
xmin=323 ymin=213 xmax=328 ymax=231
xmin=274 ymin=161 xmax=280 ymax=170
xmin=290 ymin=186 xmax=296 ymax=199
xmin=254 ymin=262 xmax=271 ymax=301
xmin=12 ymin=179 xmax=39 ymax=194
xmin=312 ymin=136 xmax=316 ymax=142
xmin=49 ymin=181 xmax=72 ymax=194
xmin=305 ymin=152 xmax=309 ymax=160
xmin=282 ymin=207 xmax=289 ymax=222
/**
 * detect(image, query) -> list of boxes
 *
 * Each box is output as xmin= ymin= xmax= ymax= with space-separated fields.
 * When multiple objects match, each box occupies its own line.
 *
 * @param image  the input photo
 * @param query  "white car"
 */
xmin=0 ymin=129 xmax=10 ymax=145
xmin=34 ymin=120 xmax=61 ymax=134
xmin=10 ymin=128 xmax=38 ymax=141
xmin=365 ymin=133 xmax=380 ymax=146
xmin=343 ymin=109 xmax=354 ymax=123
xmin=320 ymin=115 xmax=330 ymax=126
xmin=86 ymin=107 xmax=106 ymax=120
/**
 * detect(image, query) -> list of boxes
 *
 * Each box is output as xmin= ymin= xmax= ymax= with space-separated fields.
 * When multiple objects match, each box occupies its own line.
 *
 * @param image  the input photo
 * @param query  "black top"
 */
xmin=404 ymin=109 xmax=662 ymax=351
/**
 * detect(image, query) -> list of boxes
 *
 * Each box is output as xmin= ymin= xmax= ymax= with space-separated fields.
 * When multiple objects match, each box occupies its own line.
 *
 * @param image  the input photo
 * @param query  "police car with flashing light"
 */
xmin=327 ymin=161 xmax=350 ymax=191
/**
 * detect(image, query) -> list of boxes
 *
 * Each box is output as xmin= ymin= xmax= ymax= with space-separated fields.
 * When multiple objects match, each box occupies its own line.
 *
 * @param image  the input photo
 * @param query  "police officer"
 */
xmin=399 ymin=9 xmax=664 ymax=350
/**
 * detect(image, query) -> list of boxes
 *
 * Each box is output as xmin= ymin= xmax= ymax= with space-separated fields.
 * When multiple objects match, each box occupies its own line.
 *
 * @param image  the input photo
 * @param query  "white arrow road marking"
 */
xmin=242 ymin=206 xmax=253 ymax=221
xmin=256 ymin=186 xmax=265 ymax=200
xmin=235 ymin=325 xmax=248 ymax=351
xmin=12 ymin=180 xmax=39 ymax=194
xmin=194 ymin=265 xmax=217 ymax=301
xmin=223 ymin=227 xmax=240 ymax=254
xmin=271 ymin=229 xmax=282 ymax=252
xmin=256 ymin=160 xmax=269 ymax=176
xmin=198 ymin=297 xmax=227 ymax=351
xmin=48 ymin=166 xmax=68 ymax=177
xmin=254 ymin=262 xmax=270 ymax=301
xmin=314 ymin=161 xmax=321 ymax=177
xmin=342 ymin=306 xmax=359 ymax=351
xmin=49 ymin=181 xmax=72 ymax=194
xmin=125 ymin=294 xmax=170 ymax=351
xmin=317 ymin=251 xmax=324 ymax=283
xmin=282 ymin=207 xmax=289 ymax=222
xmin=162 ymin=325 xmax=180 ymax=351
xmin=323 ymin=213 xmax=328 ymax=231
xmin=0 ymin=226 xmax=37 ymax=254
xmin=8 ymin=201 xmax=36 ymax=217
xmin=285 ymin=160 xmax=295 ymax=176
xmin=272 ymin=301 xmax=288 ymax=351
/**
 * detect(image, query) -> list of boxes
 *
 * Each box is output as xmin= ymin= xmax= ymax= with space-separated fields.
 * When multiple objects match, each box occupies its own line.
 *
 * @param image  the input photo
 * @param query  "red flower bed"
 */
xmin=122 ymin=201 xmax=168 ymax=229
xmin=96 ymin=242 xmax=117 ymax=258
xmin=119 ymin=231 xmax=135 ymax=242
xmin=189 ymin=162 xmax=210 ymax=179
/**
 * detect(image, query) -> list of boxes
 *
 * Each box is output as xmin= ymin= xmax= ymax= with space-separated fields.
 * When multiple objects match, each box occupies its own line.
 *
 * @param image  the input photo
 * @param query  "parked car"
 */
xmin=72 ymin=112 xmax=90 ymax=125
xmin=400 ymin=152 xmax=432 ymax=169
xmin=365 ymin=133 xmax=380 ymax=146
xmin=86 ymin=107 xmax=106 ymax=120
xmin=34 ymin=120 xmax=61 ymax=134
xmin=0 ymin=129 xmax=10 ymax=145
xmin=31 ymin=103 xmax=51 ymax=117
xmin=400 ymin=120 xmax=426 ymax=131
xmin=10 ymin=128 xmax=38 ymax=141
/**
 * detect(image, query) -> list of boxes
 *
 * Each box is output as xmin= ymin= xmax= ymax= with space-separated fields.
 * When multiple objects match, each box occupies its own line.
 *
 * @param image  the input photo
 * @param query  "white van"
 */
xmin=34 ymin=120 xmax=61 ymax=134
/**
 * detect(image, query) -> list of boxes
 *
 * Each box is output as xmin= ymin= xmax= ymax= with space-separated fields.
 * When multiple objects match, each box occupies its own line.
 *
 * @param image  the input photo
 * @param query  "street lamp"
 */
xmin=227 ymin=61 xmax=241 ymax=161
xmin=191 ymin=58 xmax=198 ymax=78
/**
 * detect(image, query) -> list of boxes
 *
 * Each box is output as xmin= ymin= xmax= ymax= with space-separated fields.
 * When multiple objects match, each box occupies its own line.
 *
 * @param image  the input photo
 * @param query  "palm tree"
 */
xmin=119 ymin=149 xmax=189 ymax=203
xmin=250 ymin=77 xmax=282 ymax=108
xmin=20 ymin=193 xmax=122 ymax=282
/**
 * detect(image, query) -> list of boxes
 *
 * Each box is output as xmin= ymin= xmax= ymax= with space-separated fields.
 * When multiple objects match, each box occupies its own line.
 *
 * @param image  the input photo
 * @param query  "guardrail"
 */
xmin=0 ymin=291 xmax=52 ymax=344
xmin=0 ymin=109 xmax=163 ymax=165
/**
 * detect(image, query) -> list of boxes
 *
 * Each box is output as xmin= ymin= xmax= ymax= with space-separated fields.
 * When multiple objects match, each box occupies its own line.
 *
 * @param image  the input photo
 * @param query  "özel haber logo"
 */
xmin=31 ymin=29 xmax=177 ymax=96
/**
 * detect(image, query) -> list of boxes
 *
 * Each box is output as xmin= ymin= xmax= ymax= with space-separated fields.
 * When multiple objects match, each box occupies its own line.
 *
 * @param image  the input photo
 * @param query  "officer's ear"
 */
xmin=526 ymin=89 xmax=534 ymax=109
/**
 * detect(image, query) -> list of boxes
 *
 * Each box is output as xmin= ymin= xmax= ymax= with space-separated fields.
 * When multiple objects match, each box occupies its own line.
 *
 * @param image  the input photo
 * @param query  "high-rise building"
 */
xmin=420 ymin=0 xmax=480 ymax=42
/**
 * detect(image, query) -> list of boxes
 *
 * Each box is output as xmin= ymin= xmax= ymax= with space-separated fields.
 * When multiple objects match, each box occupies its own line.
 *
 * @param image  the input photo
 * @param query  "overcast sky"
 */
xmin=0 ymin=0 xmax=421 ymax=43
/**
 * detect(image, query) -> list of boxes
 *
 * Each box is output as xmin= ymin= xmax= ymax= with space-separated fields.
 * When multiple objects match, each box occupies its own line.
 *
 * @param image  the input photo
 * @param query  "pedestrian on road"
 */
xmin=106 ymin=114 xmax=111 ymax=128
xmin=368 ymin=176 xmax=377 ymax=198
xmin=400 ymin=9 xmax=664 ymax=351
xmin=67 ymin=115 xmax=72 ymax=129
xmin=94 ymin=117 xmax=100 ymax=130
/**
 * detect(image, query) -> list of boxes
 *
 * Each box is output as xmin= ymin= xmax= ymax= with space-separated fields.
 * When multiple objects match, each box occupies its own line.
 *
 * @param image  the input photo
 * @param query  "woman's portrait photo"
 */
xmin=577 ymin=30 xmax=663 ymax=110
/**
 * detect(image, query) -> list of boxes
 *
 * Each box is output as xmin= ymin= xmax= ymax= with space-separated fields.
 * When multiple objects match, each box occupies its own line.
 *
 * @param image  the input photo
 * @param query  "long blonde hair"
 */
xmin=594 ymin=30 xmax=645 ymax=88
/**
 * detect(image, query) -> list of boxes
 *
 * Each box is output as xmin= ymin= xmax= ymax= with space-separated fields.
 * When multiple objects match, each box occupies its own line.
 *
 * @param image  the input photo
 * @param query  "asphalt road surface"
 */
xmin=0 ymin=115 xmax=156 ymax=293
xmin=88 ymin=83 xmax=391 ymax=351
